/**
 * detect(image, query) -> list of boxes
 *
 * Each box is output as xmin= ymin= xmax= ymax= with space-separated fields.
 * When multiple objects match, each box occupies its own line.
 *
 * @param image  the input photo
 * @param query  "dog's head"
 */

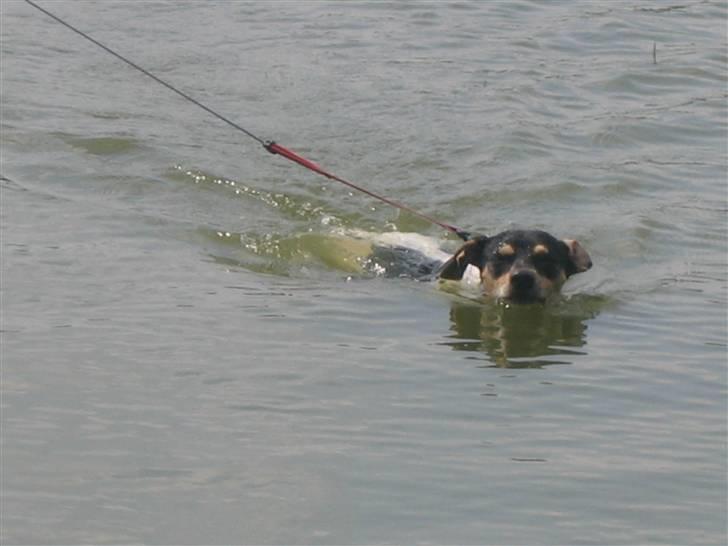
xmin=438 ymin=230 xmax=592 ymax=303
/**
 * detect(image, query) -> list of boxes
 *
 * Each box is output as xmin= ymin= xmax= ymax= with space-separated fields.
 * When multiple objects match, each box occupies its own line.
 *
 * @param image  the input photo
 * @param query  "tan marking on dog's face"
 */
xmin=481 ymin=268 xmax=511 ymax=298
xmin=497 ymin=243 xmax=515 ymax=257
xmin=533 ymin=244 xmax=548 ymax=255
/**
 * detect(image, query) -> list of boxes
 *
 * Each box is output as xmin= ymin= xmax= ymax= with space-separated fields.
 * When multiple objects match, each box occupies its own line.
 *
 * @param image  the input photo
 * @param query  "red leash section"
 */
xmin=265 ymin=142 xmax=470 ymax=241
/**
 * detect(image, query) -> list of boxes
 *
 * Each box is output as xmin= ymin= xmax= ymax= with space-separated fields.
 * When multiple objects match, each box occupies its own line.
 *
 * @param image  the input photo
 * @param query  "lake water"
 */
xmin=1 ymin=1 xmax=726 ymax=544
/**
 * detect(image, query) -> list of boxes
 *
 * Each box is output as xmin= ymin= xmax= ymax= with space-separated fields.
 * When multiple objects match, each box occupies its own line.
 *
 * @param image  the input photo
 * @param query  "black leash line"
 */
xmin=23 ymin=0 xmax=471 ymax=241
xmin=24 ymin=0 xmax=265 ymax=146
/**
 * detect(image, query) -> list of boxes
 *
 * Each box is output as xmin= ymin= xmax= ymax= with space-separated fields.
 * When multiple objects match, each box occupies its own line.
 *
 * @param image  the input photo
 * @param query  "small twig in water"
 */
xmin=653 ymin=41 xmax=657 ymax=64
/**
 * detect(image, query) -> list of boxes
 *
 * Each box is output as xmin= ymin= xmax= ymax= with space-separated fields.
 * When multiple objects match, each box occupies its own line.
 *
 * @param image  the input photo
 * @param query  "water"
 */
xmin=1 ymin=1 xmax=726 ymax=544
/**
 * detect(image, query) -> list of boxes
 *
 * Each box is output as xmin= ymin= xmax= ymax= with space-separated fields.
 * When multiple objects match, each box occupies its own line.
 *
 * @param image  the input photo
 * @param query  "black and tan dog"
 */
xmin=438 ymin=229 xmax=592 ymax=303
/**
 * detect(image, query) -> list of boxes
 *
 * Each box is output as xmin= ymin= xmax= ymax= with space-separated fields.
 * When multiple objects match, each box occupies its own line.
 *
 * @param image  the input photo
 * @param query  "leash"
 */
xmin=23 ymin=0 xmax=471 ymax=241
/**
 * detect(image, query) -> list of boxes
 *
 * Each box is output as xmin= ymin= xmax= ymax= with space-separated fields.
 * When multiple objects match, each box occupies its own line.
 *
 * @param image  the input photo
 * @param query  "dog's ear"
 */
xmin=438 ymin=236 xmax=489 ymax=280
xmin=562 ymin=239 xmax=592 ymax=276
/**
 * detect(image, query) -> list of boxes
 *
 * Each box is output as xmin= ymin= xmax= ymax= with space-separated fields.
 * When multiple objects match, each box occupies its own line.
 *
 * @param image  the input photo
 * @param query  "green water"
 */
xmin=2 ymin=1 xmax=726 ymax=544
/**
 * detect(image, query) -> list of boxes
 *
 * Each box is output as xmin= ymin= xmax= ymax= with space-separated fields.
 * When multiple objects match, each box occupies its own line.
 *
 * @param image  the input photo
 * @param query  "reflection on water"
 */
xmin=444 ymin=296 xmax=607 ymax=368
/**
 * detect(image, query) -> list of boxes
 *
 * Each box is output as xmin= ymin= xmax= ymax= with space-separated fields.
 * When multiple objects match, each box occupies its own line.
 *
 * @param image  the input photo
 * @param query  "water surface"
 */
xmin=1 ymin=1 xmax=726 ymax=544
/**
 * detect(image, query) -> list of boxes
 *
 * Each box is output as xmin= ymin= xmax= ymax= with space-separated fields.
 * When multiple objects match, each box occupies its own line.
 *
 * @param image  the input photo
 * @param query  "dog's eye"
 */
xmin=534 ymin=256 xmax=559 ymax=279
xmin=489 ymin=254 xmax=513 ymax=277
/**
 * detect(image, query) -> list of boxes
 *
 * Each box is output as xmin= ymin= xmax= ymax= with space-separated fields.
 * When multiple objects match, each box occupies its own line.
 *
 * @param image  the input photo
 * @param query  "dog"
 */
xmin=437 ymin=229 xmax=592 ymax=303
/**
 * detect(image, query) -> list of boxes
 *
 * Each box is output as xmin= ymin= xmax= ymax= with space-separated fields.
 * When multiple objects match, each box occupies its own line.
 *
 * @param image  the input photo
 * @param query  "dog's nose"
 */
xmin=510 ymin=270 xmax=536 ymax=292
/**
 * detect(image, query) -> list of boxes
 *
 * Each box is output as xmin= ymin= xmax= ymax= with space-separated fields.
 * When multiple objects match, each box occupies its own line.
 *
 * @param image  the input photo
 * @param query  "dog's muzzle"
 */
xmin=505 ymin=270 xmax=544 ymax=303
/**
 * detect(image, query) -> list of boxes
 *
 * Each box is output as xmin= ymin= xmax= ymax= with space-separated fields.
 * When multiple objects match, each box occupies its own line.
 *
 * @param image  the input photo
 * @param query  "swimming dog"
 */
xmin=437 ymin=229 xmax=592 ymax=303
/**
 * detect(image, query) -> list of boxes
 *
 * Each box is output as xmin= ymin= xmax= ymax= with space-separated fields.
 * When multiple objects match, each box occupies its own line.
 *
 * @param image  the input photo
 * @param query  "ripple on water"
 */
xmin=64 ymin=135 xmax=142 ymax=155
xmin=2 ymin=1 xmax=726 ymax=544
